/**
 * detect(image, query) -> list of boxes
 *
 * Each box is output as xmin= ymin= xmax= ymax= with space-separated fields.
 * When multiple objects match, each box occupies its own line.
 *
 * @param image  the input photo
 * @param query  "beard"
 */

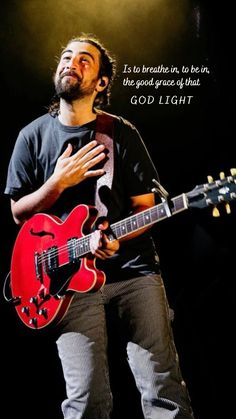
xmin=54 ymin=72 xmax=97 ymax=102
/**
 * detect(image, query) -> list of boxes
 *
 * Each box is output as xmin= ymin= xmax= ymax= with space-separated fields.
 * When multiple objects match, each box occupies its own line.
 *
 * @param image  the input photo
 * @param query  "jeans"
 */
xmin=56 ymin=274 xmax=194 ymax=419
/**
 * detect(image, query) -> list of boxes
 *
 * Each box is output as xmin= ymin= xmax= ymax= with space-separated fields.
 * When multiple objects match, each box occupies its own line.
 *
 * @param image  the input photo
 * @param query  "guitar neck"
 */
xmin=70 ymin=194 xmax=189 ymax=259
xmin=111 ymin=193 xmax=188 ymax=240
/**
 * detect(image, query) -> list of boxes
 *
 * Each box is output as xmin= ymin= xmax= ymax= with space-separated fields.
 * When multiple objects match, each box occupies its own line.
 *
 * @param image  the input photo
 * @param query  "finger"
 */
xmin=97 ymin=220 xmax=109 ymax=231
xmin=102 ymin=236 xmax=120 ymax=251
xmin=96 ymin=246 xmax=117 ymax=257
xmin=73 ymin=140 xmax=103 ymax=160
xmin=78 ymin=145 xmax=106 ymax=166
xmin=82 ymin=151 xmax=106 ymax=170
xmin=94 ymin=249 xmax=110 ymax=259
xmin=59 ymin=143 xmax=73 ymax=159
xmin=84 ymin=169 xmax=106 ymax=178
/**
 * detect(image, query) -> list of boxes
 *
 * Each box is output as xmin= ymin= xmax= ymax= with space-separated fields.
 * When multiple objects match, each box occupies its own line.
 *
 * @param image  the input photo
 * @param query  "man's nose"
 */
xmin=66 ymin=57 xmax=77 ymax=70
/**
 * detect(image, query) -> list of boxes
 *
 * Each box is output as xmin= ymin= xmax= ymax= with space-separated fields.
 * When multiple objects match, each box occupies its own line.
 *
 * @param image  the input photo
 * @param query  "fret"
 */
xmin=171 ymin=194 xmax=188 ymax=214
xmin=131 ymin=217 xmax=138 ymax=230
xmin=136 ymin=212 xmax=145 ymax=228
xmin=121 ymin=223 xmax=128 ymax=235
xmin=126 ymin=218 xmax=132 ymax=233
xmin=143 ymin=211 xmax=151 ymax=225
xmin=156 ymin=203 xmax=168 ymax=220
xmin=83 ymin=237 xmax=90 ymax=254
xmin=78 ymin=242 xmax=84 ymax=256
xmin=150 ymin=206 xmax=158 ymax=222
xmin=113 ymin=224 xmax=121 ymax=239
xmin=113 ymin=222 xmax=127 ymax=238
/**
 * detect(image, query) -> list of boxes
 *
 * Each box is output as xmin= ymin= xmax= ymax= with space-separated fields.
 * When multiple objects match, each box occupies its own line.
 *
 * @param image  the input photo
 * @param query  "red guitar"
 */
xmin=8 ymin=171 xmax=236 ymax=329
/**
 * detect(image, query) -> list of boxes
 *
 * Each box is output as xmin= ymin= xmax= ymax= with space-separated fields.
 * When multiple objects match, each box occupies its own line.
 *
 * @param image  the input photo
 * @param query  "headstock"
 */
xmin=186 ymin=168 xmax=236 ymax=216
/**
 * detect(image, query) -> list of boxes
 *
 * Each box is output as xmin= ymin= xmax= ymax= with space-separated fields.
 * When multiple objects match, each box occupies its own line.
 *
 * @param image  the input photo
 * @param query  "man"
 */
xmin=5 ymin=34 xmax=194 ymax=418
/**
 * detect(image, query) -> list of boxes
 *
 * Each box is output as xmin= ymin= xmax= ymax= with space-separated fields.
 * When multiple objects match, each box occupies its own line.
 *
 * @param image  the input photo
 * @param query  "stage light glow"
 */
xmin=5 ymin=0 xmax=191 ymax=79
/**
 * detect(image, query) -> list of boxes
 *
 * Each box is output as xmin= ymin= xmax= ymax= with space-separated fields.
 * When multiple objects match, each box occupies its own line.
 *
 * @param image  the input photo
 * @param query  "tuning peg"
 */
xmin=219 ymin=172 xmax=225 ymax=179
xmin=230 ymin=168 xmax=236 ymax=176
xmin=212 ymin=206 xmax=220 ymax=217
xmin=225 ymin=202 xmax=231 ymax=214
xmin=207 ymin=175 xmax=214 ymax=183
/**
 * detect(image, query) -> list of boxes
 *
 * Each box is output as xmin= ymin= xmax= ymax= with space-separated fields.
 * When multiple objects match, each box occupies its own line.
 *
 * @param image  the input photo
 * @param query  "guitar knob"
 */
xmin=29 ymin=296 xmax=38 ymax=305
xmin=21 ymin=306 xmax=30 ymax=316
xmin=29 ymin=317 xmax=38 ymax=327
xmin=230 ymin=168 xmax=236 ymax=176
xmin=38 ymin=308 xmax=48 ymax=318
xmin=212 ymin=206 xmax=220 ymax=217
xmin=219 ymin=172 xmax=225 ymax=180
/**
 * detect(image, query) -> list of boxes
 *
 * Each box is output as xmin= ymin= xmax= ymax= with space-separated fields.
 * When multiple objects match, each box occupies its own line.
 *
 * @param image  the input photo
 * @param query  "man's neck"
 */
xmin=58 ymin=98 xmax=97 ymax=126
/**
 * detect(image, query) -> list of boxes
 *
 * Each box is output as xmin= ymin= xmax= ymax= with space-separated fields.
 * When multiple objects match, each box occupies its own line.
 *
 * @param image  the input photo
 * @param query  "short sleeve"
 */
xmin=4 ymin=131 xmax=36 ymax=200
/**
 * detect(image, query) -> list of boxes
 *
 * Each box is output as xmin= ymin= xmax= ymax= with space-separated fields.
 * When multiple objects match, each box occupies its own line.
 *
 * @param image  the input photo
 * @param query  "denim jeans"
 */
xmin=56 ymin=274 xmax=194 ymax=419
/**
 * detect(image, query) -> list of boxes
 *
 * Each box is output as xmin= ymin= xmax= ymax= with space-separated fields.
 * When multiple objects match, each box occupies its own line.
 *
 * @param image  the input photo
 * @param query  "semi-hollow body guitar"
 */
xmin=8 ymin=171 xmax=236 ymax=329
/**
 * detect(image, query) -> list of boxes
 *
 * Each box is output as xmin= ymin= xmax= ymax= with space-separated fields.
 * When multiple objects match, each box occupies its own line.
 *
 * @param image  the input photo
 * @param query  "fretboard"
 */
xmin=111 ymin=193 xmax=188 ymax=240
xmin=68 ymin=193 xmax=189 ymax=259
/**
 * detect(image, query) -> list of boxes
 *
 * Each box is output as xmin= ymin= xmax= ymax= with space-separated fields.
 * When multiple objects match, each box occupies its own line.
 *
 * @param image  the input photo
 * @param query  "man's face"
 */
xmin=54 ymin=41 xmax=101 ymax=101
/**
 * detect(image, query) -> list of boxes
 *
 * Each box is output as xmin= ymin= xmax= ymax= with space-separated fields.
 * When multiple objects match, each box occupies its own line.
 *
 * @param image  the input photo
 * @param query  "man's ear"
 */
xmin=96 ymin=76 xmax=109 ymax=91
xmin=99 ymin=79 xmax=106 ymax=87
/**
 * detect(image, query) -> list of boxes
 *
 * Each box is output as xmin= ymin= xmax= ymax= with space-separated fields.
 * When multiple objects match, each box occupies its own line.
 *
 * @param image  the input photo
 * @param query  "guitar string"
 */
xmin=29 ymin=179 xmax=236 ymax=264
xmin=36 ymin=203 xmax=169 ymax=264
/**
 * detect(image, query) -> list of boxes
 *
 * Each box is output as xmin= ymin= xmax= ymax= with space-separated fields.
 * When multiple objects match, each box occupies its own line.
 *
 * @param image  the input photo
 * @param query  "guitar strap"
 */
xmin=94 ymin=111 xmax=115 ymax=217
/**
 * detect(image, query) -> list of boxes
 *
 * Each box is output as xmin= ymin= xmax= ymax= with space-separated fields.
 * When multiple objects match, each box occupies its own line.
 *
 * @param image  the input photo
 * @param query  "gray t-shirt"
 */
xmin=5 ymin=112 xmax=160 ymax=281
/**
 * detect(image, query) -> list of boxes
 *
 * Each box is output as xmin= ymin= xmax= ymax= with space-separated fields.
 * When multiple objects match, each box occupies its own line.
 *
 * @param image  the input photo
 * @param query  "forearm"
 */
xmin=11 ymin=173 xmax=64 ymax=225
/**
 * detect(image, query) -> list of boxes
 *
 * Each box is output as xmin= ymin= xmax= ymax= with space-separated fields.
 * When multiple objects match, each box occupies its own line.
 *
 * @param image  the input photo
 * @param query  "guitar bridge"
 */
xmin=34 ymin=252 xmax=43 ymax=282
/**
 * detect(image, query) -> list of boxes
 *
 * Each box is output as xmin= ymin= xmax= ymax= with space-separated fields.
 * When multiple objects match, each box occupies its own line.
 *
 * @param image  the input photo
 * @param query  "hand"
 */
xmin=53 ymin=140 xmax=106 ymax=191
xmin=89 ymin=220 xmax=120 ymax=260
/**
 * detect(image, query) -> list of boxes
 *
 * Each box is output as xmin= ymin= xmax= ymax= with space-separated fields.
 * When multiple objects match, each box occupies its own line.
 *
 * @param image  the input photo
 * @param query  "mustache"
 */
xmin=60 ymin=71 xmax=81 ymax=81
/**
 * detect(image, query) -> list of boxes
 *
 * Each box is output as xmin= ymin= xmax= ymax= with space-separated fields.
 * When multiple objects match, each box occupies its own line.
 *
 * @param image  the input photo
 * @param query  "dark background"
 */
xmin=0 ymin=1 xmax=234 ymax=418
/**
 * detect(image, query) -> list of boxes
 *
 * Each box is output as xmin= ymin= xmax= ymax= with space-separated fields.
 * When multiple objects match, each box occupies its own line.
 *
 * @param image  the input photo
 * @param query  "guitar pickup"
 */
xmin=43 ymin=246 xmax=59 ymax=274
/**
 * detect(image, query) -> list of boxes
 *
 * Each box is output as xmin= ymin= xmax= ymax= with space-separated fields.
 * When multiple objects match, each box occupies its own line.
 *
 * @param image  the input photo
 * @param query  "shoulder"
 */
xmin=20 ymin=113 xmax=54 ymax=136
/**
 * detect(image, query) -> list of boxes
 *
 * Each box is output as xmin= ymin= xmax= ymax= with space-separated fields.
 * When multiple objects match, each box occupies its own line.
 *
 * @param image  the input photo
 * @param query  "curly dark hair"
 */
xmin=49 ymin=34 xmax=117 ymax=116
